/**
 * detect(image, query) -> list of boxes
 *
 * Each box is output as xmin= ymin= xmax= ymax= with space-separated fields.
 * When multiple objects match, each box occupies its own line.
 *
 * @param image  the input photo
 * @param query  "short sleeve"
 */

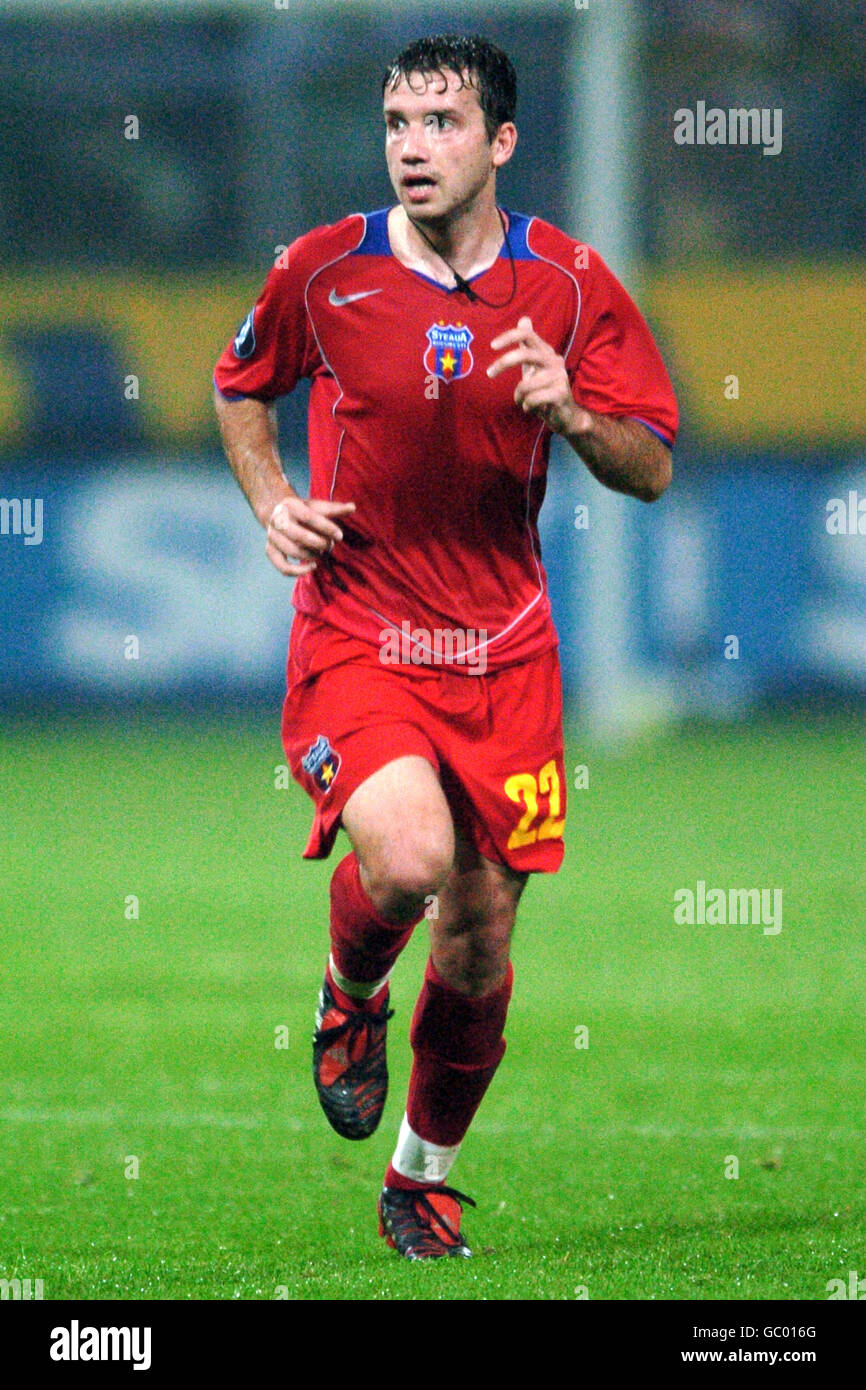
xmin=566 ymin=249 xmax=678 ymax=446
xmin=213 ymin=238 xmax=321 ymax=401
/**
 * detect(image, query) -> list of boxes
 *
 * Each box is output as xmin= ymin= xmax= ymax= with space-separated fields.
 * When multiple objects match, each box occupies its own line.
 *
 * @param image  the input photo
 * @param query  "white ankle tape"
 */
xmin=391 ymin=1114 xmax=461 ymax=1184
xmin=329 ymin=954 xmax=393 ymax=1001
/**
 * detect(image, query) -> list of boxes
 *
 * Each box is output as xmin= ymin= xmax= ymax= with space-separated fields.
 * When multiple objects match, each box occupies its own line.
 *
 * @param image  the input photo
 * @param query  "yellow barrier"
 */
xmin=0 ymin=264 xmax=862 ymax=448
xmin=644 ymin=262 xmax=866 ymax=446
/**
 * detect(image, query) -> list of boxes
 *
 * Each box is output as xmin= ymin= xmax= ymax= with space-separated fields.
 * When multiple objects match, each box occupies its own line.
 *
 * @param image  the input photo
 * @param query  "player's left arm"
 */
xmin=487 ymin=315 xmax=671 ymax=503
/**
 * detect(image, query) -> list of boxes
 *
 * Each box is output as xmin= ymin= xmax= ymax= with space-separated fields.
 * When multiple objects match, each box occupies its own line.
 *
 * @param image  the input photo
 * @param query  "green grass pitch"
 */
xmin=1 ymin=709 xmax=863 ymax=1301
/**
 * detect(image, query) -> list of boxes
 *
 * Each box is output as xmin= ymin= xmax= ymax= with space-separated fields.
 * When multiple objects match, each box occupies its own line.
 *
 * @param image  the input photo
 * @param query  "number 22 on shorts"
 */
xmin=504 ymin=759 xmax=565 ymax=849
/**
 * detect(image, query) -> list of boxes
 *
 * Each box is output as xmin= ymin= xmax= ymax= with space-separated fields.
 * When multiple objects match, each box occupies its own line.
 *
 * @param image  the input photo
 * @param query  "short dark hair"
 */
xmin=382 ymin=34 xmax=517 ymax=143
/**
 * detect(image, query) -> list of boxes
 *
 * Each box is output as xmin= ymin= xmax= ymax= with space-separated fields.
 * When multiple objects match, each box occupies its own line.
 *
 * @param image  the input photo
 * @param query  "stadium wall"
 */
xmin=2 ymin=451 xmax=864 ymax=714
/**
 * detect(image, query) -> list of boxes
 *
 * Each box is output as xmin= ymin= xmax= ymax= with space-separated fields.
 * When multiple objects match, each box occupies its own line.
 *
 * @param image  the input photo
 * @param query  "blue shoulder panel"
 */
xmin=356 ymin=209 xmax=392 ymax=255
xmin=502 ymin=211 xmax=535 ymax=260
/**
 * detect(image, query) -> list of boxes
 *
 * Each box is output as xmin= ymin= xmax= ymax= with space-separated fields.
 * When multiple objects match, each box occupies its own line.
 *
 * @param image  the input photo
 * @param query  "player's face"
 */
xmin=383 ymin=69 xmax=513 ymax=223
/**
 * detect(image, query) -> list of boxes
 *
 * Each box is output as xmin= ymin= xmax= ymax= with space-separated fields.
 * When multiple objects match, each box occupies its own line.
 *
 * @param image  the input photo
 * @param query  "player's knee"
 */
xmin=363 ymin=832 xmax=454 ymax=923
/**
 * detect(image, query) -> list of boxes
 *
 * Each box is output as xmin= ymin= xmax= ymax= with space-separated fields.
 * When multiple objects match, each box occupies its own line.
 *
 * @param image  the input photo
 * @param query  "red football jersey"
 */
xmin=214 ymin=209 xmax=678 ymax=672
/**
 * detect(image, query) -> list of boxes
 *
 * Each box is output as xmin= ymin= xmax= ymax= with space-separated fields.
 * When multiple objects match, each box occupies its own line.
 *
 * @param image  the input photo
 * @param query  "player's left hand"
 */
xmin=487 ymin=316 xmax=592 ymax=437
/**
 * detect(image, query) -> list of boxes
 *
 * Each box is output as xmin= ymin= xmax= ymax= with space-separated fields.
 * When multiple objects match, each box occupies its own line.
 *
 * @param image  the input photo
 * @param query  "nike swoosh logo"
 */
xmin=328 ymin=287 xmax=383 ymax=307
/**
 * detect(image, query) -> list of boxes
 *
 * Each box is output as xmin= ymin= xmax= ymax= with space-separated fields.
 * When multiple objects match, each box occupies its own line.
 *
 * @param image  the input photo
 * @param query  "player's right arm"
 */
xmin=213 ymin=230 xmax=358 ymax=577
xmin=214 ymin=391 xmax=355 ymax=577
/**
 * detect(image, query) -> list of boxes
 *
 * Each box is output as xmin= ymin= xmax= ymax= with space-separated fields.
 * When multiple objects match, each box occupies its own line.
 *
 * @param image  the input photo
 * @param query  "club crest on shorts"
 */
xmin=302 ymin=734 xmax=341 ymax=793
xmin=232 ymin=308 xmax=256 ymax=360
xmin=424 ymin=321 xmax=474 ymax=383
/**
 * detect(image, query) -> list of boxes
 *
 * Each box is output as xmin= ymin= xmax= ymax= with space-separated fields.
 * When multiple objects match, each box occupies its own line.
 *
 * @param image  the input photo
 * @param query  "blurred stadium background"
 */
xmin=1 ymin=0 xmax=865 ymax=1302
xmin=1 ymin=0 xmax=864 ymax=722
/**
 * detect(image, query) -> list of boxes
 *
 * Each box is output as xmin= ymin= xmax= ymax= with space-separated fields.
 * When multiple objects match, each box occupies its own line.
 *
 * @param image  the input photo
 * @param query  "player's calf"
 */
xmin=312 ymin=830 xmax=451 ymax=1142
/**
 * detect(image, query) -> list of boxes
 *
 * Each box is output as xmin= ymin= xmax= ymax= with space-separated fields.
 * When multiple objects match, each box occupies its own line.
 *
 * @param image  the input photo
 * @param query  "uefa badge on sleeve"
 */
xmin=302 ymin=734 xmax=341 ymax=794
xmin=232 ymin=308 xmax=257 ymax=360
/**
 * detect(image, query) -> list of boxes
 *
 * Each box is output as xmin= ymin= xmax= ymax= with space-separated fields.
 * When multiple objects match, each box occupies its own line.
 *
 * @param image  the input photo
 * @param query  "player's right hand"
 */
xmin=265 ymin=495 xmax=356 ymax=577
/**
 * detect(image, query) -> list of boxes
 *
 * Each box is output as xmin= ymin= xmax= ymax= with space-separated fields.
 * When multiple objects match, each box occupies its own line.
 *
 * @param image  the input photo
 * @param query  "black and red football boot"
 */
xmin=312 ymin=973 xmax=393 ymax=1140
xmin=377 ymin=1185 xmax=476 ymax=1259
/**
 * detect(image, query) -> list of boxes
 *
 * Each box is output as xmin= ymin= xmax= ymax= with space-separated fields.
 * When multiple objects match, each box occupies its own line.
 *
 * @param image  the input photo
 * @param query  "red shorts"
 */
xmin=281 ymin=614 xmax=566 ymax=874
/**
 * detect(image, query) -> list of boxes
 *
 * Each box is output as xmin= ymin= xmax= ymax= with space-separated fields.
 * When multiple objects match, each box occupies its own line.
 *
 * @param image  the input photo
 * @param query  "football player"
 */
xmin=214 ymin=33 xmax=677 ymax=1260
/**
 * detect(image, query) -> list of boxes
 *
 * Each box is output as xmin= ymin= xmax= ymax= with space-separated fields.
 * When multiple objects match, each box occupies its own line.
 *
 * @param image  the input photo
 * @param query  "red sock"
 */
xmin=329 ymin=851 xmax=419 ymax=986
xmin=390 ymin=956 xmax=514 ymax=1178
xmin=384 ymin=1165 xmax=430 ymax=1192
